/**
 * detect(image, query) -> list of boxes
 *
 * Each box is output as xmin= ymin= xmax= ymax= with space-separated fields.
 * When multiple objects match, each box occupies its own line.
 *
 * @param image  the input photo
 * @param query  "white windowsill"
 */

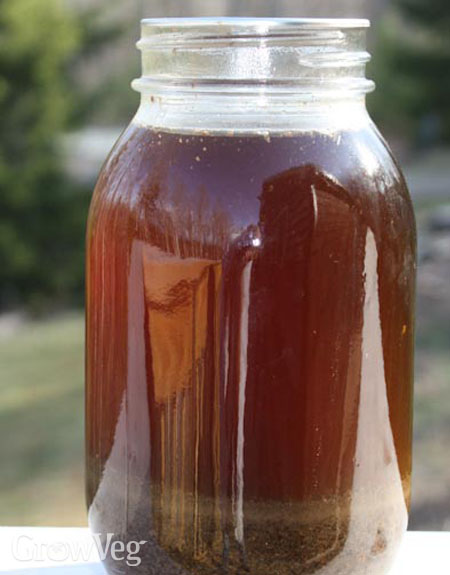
xmin=0 ymin=528 xmax=448 ymax=574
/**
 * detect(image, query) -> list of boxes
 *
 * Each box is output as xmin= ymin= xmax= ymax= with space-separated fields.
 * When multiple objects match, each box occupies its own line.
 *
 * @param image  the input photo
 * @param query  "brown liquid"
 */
xmin=86 ymin=125 xmax=415 ymax=574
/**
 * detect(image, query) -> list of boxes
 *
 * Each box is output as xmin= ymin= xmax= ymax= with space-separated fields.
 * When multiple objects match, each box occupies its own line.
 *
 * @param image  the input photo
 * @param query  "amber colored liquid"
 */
xmin=86 ymin=125 xmax=415 ymax=575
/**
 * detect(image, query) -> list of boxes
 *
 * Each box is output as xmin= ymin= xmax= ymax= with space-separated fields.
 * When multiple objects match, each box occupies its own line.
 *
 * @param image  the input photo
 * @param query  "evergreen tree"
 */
xmin=0 ymin=0 xmax=125 ymax=311
xmin=369 ymin=0 xmax=450 ymax=146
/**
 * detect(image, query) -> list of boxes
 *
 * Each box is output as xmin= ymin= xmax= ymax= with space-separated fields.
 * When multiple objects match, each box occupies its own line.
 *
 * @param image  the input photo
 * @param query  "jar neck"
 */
xmin=132 ymin=18 xmax=374 ymax=134
xmin=134 ymin=93 xmax=370 ymax=134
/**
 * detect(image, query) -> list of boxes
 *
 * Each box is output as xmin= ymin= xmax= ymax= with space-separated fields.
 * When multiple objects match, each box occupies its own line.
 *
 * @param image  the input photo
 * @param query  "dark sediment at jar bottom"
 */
xmin=91 ymin=482 xmax=408 ymax=575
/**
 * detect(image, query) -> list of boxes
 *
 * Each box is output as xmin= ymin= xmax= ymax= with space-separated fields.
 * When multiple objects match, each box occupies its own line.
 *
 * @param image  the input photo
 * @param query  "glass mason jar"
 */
xmin=86 ymin=18 xmax=416 ymax=575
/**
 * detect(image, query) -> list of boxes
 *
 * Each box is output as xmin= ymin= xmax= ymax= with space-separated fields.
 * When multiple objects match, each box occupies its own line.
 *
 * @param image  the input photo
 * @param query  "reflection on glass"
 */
xmin=86 ymin=126 xmax=415 ymax=574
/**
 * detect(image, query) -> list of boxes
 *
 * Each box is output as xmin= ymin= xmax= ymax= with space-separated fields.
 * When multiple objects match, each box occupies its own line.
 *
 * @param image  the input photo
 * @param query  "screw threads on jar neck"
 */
xmin=132 ymin=18 xmax=375 ymax=97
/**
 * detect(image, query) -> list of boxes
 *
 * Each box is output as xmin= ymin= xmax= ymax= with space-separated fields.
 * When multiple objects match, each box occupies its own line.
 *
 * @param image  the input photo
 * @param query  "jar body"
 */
xmin=86 ymin=107 xmax=415 ymax=574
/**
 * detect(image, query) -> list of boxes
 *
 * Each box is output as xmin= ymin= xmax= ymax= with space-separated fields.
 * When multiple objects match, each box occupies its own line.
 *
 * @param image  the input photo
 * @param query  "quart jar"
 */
xmin=86 ymin=18 xmax=416 ymax=575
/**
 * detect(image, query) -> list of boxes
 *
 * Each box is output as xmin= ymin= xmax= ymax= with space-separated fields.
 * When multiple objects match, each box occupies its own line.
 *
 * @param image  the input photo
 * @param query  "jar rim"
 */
xmin=141 ymin=17 xmax=371 ymax=32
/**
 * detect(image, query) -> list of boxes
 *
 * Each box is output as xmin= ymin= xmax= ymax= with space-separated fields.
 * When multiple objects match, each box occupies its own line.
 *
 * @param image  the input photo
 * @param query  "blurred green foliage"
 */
xmin=1 ymin=0 xmax=448 ymax=310
xmin=369 ymin=0 xmax=450 ymax=145
xmin=0 ymin=0 xmax=124 ymax=312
